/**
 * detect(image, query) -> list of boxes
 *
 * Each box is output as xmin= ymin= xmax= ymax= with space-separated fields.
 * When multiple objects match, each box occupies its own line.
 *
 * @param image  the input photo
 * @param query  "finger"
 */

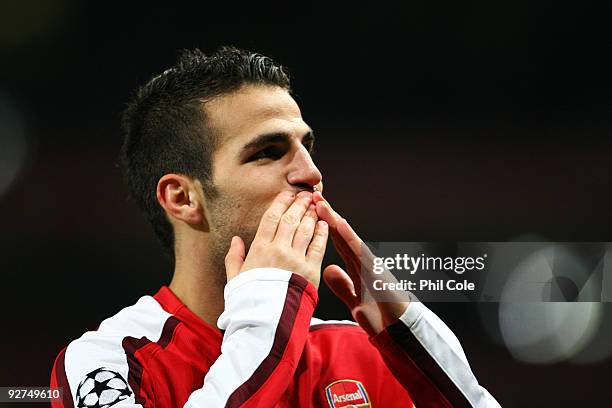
xmin=292 ymin=204 xmax=317 ymax=253
xmin=330 ymin=229 xmax=359 ymax=271
xmin=314 ymin=202 xmax=359 ymax=270
xmin=323 ymin=265 xmax=359 ymax=309
xmin=224 ymin=236 xmax=246 ymax=281
xmin=329 ymin=223 xmax=355 ymax=257
xmin=353 ymin=305 xmax=385 ymax=337
xmin=313 ymin=196 xmax=365 ymax=279
xmin=337 ymin=220 xmax=387 ymax=284
xmin=329 ymin=232 xmax=363 ymax=294
xmin=336 ymin=218 xmax=366 ymax=256
xmin=336 ymin=219 xmax=379 ymax=271
xmin=313 ymin=196 xmax=349 ymax=250
xmin=314 ymin=200 xmax=343 ymax=230
xmin=274 ymin=191 xmax=313 ymax=245
xmin=335 ymin=219 xmax=374 ymax=265
xmin=332 ymin=218 xmax=380 ymax=271
xmin=306 ymin=220 xmax=329 ymax=265
xmin=253 ymin=191 xmax=296 ymax=243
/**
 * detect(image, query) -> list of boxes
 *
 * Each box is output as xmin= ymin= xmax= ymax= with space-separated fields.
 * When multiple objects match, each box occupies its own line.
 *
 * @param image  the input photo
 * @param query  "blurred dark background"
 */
xmin=1 ymin=1 xmax=611 ymax=406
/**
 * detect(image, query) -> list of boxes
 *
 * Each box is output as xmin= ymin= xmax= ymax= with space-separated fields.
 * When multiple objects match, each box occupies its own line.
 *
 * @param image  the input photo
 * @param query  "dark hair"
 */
xmin=119 ymin=46 xmax=291 ymax=255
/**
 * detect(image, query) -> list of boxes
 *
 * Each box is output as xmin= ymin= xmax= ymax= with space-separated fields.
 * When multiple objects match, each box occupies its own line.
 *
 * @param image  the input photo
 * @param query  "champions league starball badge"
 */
xmin=75 ymin=367 xmax=132 ymax=408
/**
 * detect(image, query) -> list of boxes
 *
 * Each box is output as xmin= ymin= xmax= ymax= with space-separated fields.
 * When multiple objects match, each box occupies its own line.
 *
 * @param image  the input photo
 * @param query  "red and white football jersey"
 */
xmin=51 ymin=268 xmax=500 ymax=407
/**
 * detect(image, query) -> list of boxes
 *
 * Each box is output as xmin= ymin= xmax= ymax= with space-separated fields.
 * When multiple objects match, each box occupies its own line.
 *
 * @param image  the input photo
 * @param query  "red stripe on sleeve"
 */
xmin=226 ymin=273 xmax=317 ymax=408
xmin=372 ymin=321 xmax=472 ymax=408
xmin=122 ymin=316 xmax=182 ymax=406
xmin=50 ymin=346 xmax=74 ymax=408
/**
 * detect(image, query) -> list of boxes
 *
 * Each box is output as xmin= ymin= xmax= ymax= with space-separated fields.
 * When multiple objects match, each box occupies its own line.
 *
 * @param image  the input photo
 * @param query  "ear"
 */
xmin=156 ymin=174 xmax=204 ymax=226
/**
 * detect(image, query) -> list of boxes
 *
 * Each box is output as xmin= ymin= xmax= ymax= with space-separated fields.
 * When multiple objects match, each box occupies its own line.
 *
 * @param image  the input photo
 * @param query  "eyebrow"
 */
xmin=241 ymin=130 xmax=315 ymax=152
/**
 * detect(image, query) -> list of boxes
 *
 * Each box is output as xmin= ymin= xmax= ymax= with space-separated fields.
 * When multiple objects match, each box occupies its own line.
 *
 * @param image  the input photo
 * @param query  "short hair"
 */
xmin=119 ymin=46 xmax=291 ymax=255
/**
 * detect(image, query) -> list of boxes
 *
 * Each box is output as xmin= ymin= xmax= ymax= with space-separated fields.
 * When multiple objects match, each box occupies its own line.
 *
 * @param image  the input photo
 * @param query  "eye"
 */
xmin=248 ymin=145 xmax=285 ymax=162
xmin=304 ymin=142 xmax=315 ymax=156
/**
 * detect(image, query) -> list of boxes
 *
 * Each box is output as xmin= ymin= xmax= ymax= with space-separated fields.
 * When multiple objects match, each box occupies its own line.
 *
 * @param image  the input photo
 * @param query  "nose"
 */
xmin=287 ymin=145 xmax=322 ymax=190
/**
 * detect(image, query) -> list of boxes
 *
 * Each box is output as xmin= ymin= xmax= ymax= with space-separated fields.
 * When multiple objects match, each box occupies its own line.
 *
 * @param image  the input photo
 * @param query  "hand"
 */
xmin=224 ymin=191 xmax=329 ymax=288
xmin=313 ymin=191 xmax=410 ymax=336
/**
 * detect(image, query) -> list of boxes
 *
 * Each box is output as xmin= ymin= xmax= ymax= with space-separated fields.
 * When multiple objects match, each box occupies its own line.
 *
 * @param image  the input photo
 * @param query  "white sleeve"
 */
xmin=184 ymin=268 xmax=317 ymax=408
xmin=372 ymin=300 xmax=502 ymax=408
xmin=51 ymin=295 xmax=172 ymax=407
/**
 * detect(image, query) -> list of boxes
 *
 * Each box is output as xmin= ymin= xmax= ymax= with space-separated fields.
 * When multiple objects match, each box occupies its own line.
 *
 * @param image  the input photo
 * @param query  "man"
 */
xmin=51 ymin=46 xmax=500 ymax=407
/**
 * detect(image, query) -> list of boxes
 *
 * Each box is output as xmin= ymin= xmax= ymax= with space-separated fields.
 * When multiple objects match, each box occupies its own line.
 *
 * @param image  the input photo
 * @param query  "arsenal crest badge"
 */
xmin=325 ymin=379 xmax=371 ymax=408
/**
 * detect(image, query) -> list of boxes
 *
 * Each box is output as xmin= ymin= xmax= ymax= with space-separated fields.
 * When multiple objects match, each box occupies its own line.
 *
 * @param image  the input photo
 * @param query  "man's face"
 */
xmin=201 ymin=84 xmax=322 ymax=268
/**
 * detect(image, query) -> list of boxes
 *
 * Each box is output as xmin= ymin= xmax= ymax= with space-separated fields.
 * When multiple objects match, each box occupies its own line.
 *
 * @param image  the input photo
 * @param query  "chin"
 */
xmin=240 ymin=228 xmax=258 ymax=252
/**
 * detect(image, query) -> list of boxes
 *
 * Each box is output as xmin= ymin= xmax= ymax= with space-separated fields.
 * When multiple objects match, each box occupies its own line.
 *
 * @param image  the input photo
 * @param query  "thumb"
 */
xmin=225 ymin=236 xmax=246 ymax=282
xmin=323 ymin=265 xmax=359 ymax=310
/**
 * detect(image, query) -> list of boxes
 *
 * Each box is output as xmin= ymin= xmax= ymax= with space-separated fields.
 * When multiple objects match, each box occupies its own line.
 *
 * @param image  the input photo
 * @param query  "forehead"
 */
xmin=204 ymin=84 xmax=309 ymax=149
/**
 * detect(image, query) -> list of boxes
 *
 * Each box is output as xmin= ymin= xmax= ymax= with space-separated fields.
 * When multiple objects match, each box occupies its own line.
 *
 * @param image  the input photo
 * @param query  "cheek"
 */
xmin=211 ymin=183 xmax=272 ymax=231
xmin=213 ymin=163 xmax=289 ymax=226
xmin=227 ymin=168 xmax=284 ymax=205
xmin=236 ymin=188 xmax=276 ymax=228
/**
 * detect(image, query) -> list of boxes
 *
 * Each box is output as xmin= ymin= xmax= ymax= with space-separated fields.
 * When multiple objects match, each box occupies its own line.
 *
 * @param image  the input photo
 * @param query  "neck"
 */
xmin=168 ymin=236 xmax=226 ymax=327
